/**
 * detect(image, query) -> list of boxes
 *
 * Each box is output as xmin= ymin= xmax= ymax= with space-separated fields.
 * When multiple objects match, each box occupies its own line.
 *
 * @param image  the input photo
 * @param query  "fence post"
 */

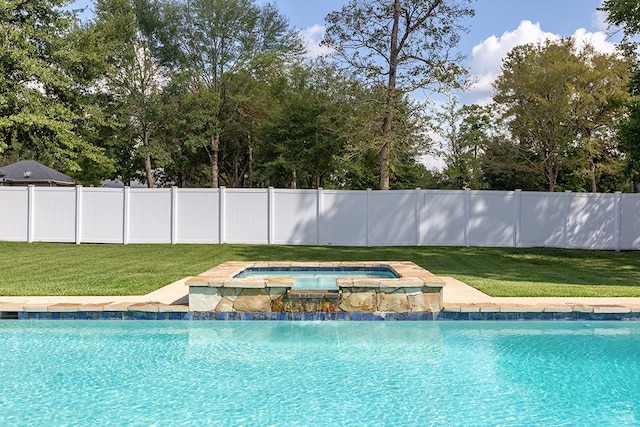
xmin=464 ymin=188 xmax=470 ymax=247
xmin=171 ymin=186 xmax=178 ymax=244
xmin=366 ymin=188 xmax=371 ymax=247
xmin=123 ymin=186 xmax=130 ymax=244
xmin=268 ymin=187 xmax=274 ymax=244
xmin=75 ymin=185 xmax=82 ymax=244
xmin=563 ymin=190 xmax=572 ymax=249
xmin=415 ymin=188 xmax=421 ymax=246
xmin=615 ymin=191 xmax=622 ymax=252
xmin=219 ymin=186 xmax=226 ymax=244
xmin=27 ymin=185 xmax=34 ymax=243
xmin=514 ymin=189 xmax=521 ymax=248
xmin=316 ymin=187 xmax=323 ymax=245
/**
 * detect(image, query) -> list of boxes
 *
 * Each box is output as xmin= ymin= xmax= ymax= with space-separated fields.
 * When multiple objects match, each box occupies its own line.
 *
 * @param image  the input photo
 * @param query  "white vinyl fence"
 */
xmin=1 ymin=186 xmax=639 ymax=250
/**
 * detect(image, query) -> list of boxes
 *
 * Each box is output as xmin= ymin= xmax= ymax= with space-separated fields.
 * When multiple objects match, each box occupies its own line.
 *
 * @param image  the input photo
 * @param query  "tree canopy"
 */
xmin=0 ymin=0 xmax=112 ymax=176
xmin=322 ymin=0 xmax=474 ymax=189
xmin=0 ymin=0 xmax=637 ymax=192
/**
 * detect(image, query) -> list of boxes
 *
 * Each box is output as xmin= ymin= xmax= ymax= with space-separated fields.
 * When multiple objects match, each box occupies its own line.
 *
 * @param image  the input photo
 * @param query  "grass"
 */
xmin=0 ymin=242 xmax=638 ymax=297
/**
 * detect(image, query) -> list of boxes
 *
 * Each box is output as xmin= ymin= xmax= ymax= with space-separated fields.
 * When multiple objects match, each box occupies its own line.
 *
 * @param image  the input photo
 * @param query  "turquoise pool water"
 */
xmin=1 ymin=321 xmax=640 ymax=426
xmin=234 ymin=266 xmax=399 ymax=290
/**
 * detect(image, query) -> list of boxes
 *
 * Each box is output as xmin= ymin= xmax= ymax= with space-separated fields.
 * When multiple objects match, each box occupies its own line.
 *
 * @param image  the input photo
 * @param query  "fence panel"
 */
xmin=320 ymin=190 xmax=367 ymax=246
xmin=468 ymin=191 xmax=516 ymax=247
xmin=368 ymin=190 xmax=417 ymax=246
xmin=272 ymin=189 xmax=318 ymax=245
xmin=519 ymin=192 xmax=566 ymax=247
xmin=421 ymin=190 xmax=466 ymax=246
xmin=224 ymin=188 xmax=269 ymax=244
xmin=567 ymin=193 xmax=617 ymax=250
xmin=128 ymin=189 xmax=172 ymax=243
xmin=32 ymin=187 xmax=76 ymax=242
xmin=620 ymin=194 xmax=640 ymax=250
xmin=0 ymin=187 xmax=28 ymax=241
xmin=175 ymin=189 xmax=219 ymax=244
xmin=81 ymin=188 xmax=124 ymax=243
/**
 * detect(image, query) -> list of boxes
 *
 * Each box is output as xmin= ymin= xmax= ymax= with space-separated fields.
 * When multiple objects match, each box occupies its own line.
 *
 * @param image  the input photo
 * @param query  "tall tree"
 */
xmin=617 ymin=68 xmax=640 ymax=193
xmin=493 ymin=39 xmax=629 ymax=192
xmin=0 ymin=0 xmax=111 ymax=176
xmin=257 ymin=63 xmax=345 ymax=189
xmin=89 ymin=0 xmax=168 ymax=187
xmin=140 ymin=0 xmax=303 ymax=187
xmin=601 ymin=0 xmax=640 ymax=192
xmin=322 ymin=0 xmax=474 ymax=190
xmin=433 ymin=97 xmax=493 ymax=189
xmin=570 ymin=45 xmax=630 ymax=192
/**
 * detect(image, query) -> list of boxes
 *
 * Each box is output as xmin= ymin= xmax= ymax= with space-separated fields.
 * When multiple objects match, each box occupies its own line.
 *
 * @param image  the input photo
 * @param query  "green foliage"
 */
xmin=0 ymin=0 xmax=112 ymax=177
xmin=492 ymin=39 xmax=630 ymax=192
xmin=600 ymin=0 xmax=640 ymax=38
xmin=433 ymin=98 xmax=494 ymax=189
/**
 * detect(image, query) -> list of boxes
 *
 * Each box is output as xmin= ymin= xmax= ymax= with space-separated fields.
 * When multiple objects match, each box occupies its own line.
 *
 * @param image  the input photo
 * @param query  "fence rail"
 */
xmin=1 ymin=186 xmax=639 ymax=250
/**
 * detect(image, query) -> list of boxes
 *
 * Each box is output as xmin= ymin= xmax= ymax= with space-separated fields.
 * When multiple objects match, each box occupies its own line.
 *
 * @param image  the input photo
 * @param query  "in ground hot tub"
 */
xmin=233 ymin=266 xmax=400 ymax=290
xmin=186 ymin=261 xmax=445 ymax=314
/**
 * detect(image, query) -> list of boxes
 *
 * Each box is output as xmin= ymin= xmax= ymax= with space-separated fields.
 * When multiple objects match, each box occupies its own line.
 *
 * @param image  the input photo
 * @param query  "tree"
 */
xmin=493 ymin=40 xmax=581 ymax=191
xmin=617 ymin=68 xmax=640 ymax=192
xmin=257 ymin=63 xmax=345 ymax=189
xmin=600 ymin=0 xmax=640 ymax=38
xmin=569 ymin=45 xmax=630 ymax=192
xmin=140 ymin=0 xmax=303 ymax=188
xmin=88 ymin=0 xmax=170 ymax=187
xmin=322 ymin=0 xmax=474 ymax=190
xmin=0 ymin=0 xmax=111 ymax=176
xmin=493 ymin=39 xmax=629 ymax=192
xmin=600 ymin=0 xmax=640 ymax=192
xmin=433 ymin=97 xmax=493 ymax=189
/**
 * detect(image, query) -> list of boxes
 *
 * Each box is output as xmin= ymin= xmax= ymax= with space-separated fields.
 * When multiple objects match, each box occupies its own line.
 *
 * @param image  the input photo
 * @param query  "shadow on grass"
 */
xmin=229 ymin=245 xmax=640 ymax=289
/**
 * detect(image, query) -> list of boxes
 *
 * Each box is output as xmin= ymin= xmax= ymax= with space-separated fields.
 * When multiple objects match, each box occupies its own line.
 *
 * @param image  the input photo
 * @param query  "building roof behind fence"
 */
xmin=0 ymin=160 xmax=75 ymax=186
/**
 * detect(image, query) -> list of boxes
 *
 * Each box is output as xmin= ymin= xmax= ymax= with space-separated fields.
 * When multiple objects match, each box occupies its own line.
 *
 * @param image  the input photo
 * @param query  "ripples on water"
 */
xmin=1 ymin=321 xmax=639 ymax=426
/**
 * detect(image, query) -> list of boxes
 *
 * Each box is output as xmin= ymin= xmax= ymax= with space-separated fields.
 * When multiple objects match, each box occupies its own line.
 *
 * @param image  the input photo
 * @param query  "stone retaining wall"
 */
xmin=187 ymin=261 xmax=445 ymax=313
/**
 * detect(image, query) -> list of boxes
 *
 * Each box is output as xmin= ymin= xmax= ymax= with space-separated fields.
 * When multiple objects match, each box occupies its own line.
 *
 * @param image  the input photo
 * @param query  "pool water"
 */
xmin=234 ymin=266 xmax=400 ymax=290
xmin=1 ymin=321 xmax=640 ymax=426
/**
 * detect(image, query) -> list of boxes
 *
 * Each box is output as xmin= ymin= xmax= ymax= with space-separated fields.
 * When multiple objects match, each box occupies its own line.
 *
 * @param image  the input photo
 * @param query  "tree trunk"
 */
xmin=379 ymin=0 xmax=401 ymax=191
xmin=210 ymin=133 xmax=219 ymax=188
xmin=379 ymin=136 xmax=391 ymax=190
xmin=634 ymin=180 xmax=640 ymax=193
xmin=142 ymin=128 xmax=154 ymax=188
xmin=247 ymin=137 xmax=253 ymax=188
xmin=544 ymin=151 xmax=555 ymax=192
xmin=144 ymin=155 xmax=154 ymax=188
xmin=291 ymin=168 xmax=297 ymax=189
xmin=590 ymin=157 xmax=597 ymax=193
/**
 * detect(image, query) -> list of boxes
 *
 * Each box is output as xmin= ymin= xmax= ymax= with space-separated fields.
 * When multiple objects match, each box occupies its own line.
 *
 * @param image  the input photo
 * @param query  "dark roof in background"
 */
xmin=0 ymin=160 xmax=75 ymax=185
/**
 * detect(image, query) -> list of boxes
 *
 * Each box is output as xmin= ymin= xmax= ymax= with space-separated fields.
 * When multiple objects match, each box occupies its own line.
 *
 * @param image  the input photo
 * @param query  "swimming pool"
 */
xmin=2 ymin=321 xmax=639 ymax=425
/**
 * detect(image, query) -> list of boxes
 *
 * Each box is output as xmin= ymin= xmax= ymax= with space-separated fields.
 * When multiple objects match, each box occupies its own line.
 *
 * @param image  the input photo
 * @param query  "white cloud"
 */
xmin=299 ymin=24 xmax=334 ymax=58
xmin=463 ymin=20 xmax=618 ymax=105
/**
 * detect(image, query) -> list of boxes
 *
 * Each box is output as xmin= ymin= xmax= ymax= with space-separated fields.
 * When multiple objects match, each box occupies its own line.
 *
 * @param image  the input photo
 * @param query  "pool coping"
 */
xmin=185 ymin=261 xmax=446 ymax=289
xmin=2 ymin=276 xmax=640 ymax=320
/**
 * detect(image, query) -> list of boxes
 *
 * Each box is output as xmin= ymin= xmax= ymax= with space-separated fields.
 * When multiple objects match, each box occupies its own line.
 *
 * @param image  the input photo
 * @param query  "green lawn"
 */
xmin=0 ymin=242 xmax=638 ymax=297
